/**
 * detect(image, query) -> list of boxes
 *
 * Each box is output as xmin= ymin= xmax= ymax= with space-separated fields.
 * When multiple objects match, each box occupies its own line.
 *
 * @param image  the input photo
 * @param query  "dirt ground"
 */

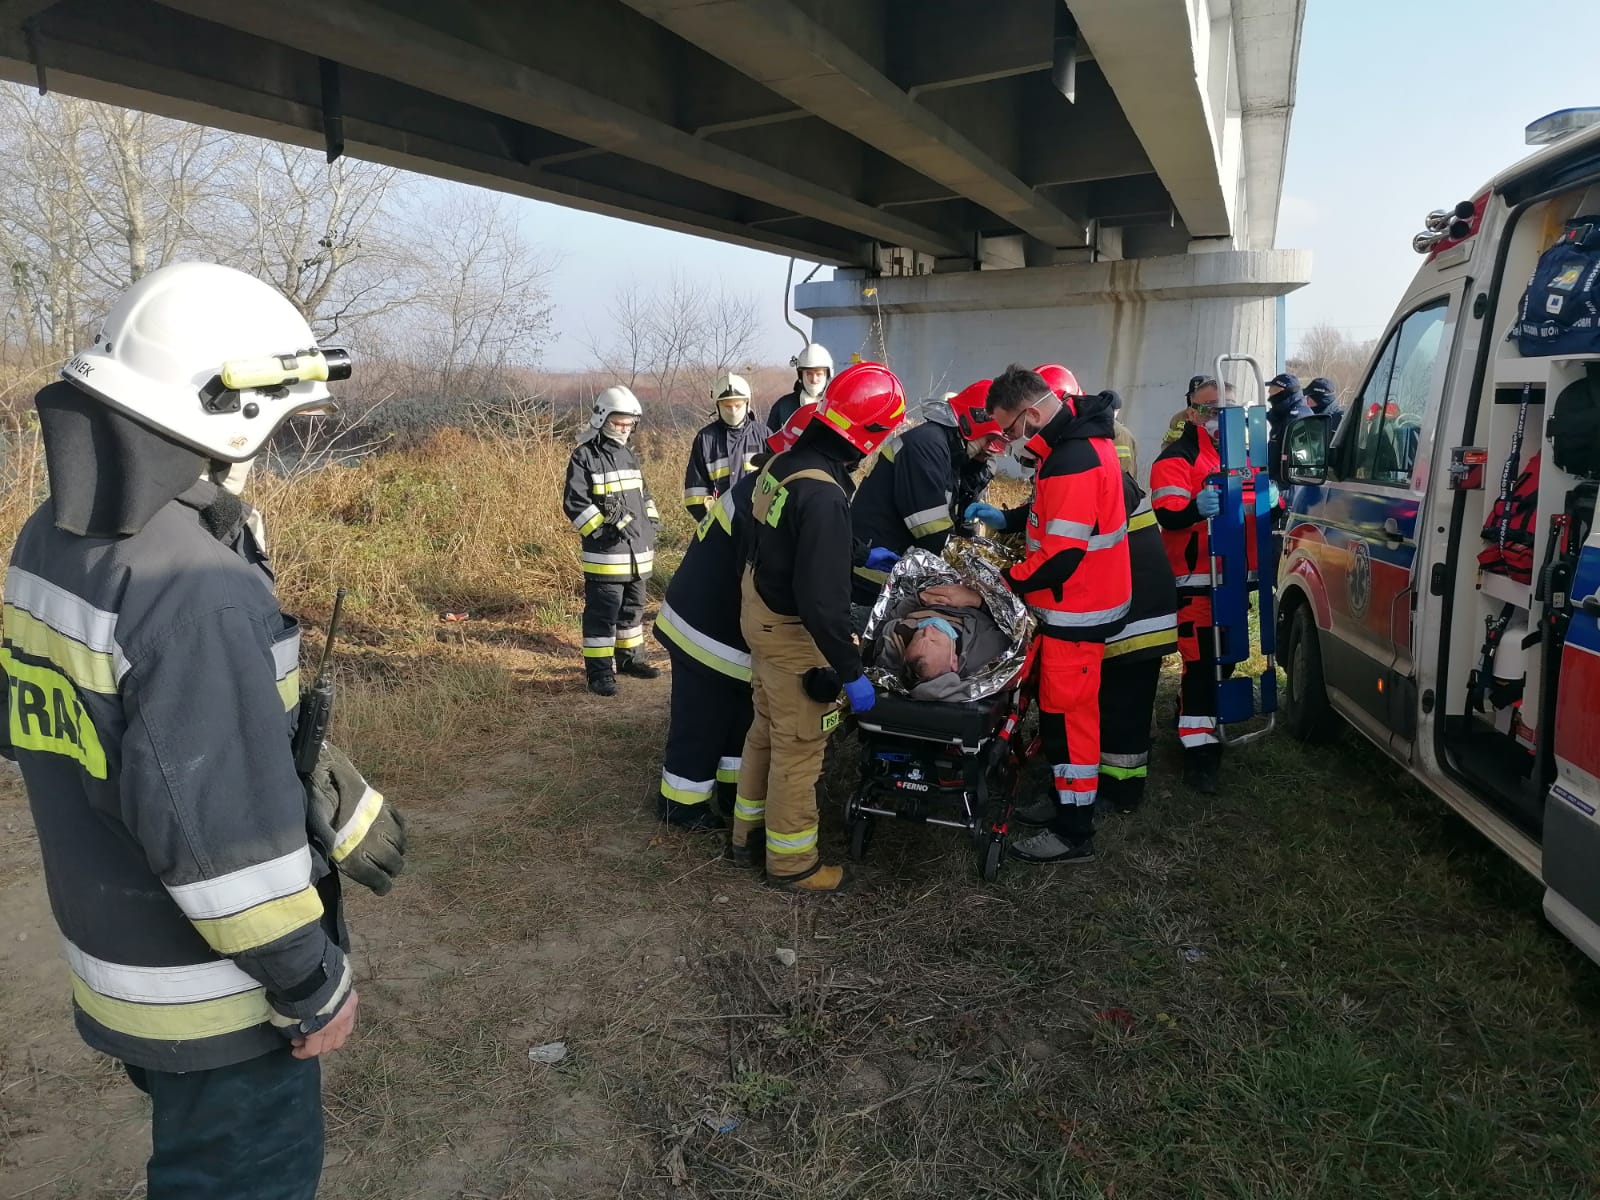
xmin=4 ymin=620 xmax=1600 ymax=1200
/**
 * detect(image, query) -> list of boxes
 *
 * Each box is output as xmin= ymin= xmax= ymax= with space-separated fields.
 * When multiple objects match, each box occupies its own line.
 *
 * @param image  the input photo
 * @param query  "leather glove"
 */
xmin=802 ymin=666 xmax=843 ymax=703
xmin=964 ymin=502 xmax=1007 ymax=530
xmin=308 ymin=744 xmax=407 ymax=896
xmin=1196 ymin=486 xmax=1222 ymax=519
xmin=842 ymin=675 xmax=876 ymax=714
xmin=864 ymin=546 xmax=900 ymax=573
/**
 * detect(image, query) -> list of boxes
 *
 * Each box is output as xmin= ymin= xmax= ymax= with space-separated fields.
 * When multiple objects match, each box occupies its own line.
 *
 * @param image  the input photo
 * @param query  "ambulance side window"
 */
xmin=1344 ymin=299 xmax=1449 ymax=487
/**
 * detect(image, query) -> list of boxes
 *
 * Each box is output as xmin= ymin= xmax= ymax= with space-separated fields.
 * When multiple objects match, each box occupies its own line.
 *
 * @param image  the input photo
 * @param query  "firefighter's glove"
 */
xmin=803 ymin=666 xmax=842 ymax=703
xmin=842 ymin=675 xmax=877 ymax=714
xmin=308 ymin=744 xmax=407 ymax=896
xmin=964 ymin=502 xmax=1007 ymax=531
xmin=864 ymin=546 xmax=900 ymax=573
xmin=1196 ymin=487 xmax=1221 ymax=519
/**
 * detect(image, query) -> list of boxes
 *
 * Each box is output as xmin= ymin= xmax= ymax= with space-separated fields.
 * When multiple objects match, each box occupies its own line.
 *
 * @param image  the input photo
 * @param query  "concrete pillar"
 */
xmin=795 ymin=248 xmax=1311 ymax=466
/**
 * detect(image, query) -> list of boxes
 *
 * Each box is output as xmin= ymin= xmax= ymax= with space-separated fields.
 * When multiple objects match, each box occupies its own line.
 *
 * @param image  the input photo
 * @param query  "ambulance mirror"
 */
xmin=1286 ymin=415 xmax=1329 ymax=484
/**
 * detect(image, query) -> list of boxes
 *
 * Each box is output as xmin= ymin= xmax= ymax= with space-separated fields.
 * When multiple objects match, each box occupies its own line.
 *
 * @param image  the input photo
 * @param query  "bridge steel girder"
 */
xmin=615 ymin=0 xmax=1089 ymax=249
xmin=151 ymin=0 xmax=963 ymax=258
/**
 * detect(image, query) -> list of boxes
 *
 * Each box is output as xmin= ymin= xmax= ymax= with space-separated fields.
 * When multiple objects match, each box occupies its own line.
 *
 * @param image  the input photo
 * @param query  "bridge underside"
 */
xmin=0 ymin=0 xmax=1300 ymax=269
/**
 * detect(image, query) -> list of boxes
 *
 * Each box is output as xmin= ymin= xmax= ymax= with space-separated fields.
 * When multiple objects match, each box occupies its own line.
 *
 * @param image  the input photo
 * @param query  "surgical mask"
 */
xmin=917 ymin=615 xmax=960 ymax=642
xmin=717 ymin=399 xmax=749 ymax=427
xmin=1201 ymin=414 xmax=1219 ymax=437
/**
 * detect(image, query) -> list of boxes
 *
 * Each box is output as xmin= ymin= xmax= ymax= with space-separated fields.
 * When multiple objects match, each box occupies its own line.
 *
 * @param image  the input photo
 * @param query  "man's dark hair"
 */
xmin=987 ymin=365 xmax=1051 ymax=415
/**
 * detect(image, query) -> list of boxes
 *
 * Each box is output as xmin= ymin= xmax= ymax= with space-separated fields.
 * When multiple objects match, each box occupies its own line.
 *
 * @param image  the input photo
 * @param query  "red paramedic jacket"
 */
xmin=1150 ymin=421 xmax=1258 ymax=612
xmin=1002 ymin=393 xmax=1131 ymax=642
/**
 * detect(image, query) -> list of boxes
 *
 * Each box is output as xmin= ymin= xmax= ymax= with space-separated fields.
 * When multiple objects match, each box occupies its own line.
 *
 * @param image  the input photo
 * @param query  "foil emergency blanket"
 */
xmin=861 ymin=538 xmax=1033 ymax=702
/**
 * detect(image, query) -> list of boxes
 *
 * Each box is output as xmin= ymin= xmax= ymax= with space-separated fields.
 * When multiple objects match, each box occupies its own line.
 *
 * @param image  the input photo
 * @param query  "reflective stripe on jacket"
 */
xmin=1103 ymin=473 xmax=1178 ymax=662
xmin=2 ymin=482 xmax=351 ymax=1072
xmin=656 ymin=470 xmax=761 ymax=681
xmin=1151 ymin=422 xmax=1257 ymax=604
xmin=563 ymin=434 xmax=658 ymax=579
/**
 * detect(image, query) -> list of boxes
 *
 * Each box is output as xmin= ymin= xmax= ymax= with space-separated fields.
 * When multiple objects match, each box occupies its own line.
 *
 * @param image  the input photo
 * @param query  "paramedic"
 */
xmin=765 ymin=342 xmax=834 ymax=433
xmin=732 ymin=363 xmax=908 ymax=892
xmin=682 ymin=372 xmax=766 ymax=519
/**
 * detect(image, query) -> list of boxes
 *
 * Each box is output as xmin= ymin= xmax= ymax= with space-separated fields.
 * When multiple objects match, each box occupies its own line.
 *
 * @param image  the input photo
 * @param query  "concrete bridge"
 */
xmin=0 ymin=0 xmax=1309 ymax=449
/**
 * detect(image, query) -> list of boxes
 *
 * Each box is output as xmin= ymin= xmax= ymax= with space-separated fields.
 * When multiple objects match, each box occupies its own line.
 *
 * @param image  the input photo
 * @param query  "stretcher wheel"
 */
xmin=848 ymin=816 xmax=873 ymax=862
xmin=978 ymin=835 xmax=1003 ymax=883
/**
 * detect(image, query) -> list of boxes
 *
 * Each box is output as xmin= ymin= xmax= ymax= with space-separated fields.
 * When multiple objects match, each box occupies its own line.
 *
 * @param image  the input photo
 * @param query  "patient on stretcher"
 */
xmin=872 ymin=583 xmax=1012 ymax=701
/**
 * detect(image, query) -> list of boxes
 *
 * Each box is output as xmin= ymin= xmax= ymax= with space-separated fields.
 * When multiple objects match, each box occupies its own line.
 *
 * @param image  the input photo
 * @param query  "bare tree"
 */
xmin=1289 ymin=323 xmax=1378 ymax=401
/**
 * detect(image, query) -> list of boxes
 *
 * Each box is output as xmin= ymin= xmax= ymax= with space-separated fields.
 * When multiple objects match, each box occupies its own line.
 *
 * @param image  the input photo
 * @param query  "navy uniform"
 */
xmin=563 ymin=387 xmax=660 ymax=696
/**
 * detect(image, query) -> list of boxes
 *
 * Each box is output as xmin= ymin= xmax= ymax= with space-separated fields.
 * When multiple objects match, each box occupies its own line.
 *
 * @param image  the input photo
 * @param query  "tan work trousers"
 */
xmin=732 ymin=570 xmax=839 ymax=879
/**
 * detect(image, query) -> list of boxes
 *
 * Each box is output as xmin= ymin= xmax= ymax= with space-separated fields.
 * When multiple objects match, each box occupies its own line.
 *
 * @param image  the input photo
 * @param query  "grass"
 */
xmin=2 ymin=430 xmax=1599 ymax=1198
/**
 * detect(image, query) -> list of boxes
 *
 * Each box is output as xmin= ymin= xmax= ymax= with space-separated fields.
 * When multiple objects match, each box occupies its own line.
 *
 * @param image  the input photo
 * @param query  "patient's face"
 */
xmin=904 ymin=624 xmax=959 ymax=681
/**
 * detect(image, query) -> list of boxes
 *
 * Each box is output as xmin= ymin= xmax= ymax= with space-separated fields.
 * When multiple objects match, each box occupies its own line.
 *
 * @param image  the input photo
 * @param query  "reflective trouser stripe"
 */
xmin=616 ymin=625 xmax=645 ymax=649
xmin=716 ymin=756 xmax=741 ymax=784
xmin=583 ymin=636 xmax=614 ymax=659
xmin=766 ymin=826 xmax=818 ymax=855
xmin=1178 ymin=715 xmax=1218 ymax=748
xmin=661 ymin=769 xmax=714 ymax=805
xmin=1100 ymin=763 xmax=1148 ymax=780
xmin=734 ymin=795 xmax=765 ymax=822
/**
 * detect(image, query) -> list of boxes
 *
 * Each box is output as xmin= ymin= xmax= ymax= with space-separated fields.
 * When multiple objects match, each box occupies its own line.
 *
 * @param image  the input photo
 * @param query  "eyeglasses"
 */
xmin=1001 ymin=392 xmax=1054 ymax=441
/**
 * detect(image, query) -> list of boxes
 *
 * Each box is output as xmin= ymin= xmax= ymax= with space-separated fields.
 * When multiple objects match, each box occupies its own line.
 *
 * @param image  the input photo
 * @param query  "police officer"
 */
xmin=765 ymin=342 xmax=833 ymax=433
xmin=981 ymin=366 xmax=1131 ymax=864
xmin=1150 ymin=376 xmax=1253 ymax=793
xmin=563 ymin=386 xmax=662 ymax=696
xmin=732 ymin=363 xmax=908 ymax=892
xmin=2 ymin=262 xmax=406 ymax=1196
xmin=849 ymin=380 xmax=1007 ymax=607
xmin=682 ymin=372 xmax=766 ymax=519
xmin=654 ymin=406 xmax=817 ymax=834
xmin=1265 ymin=372 xmax=1312 ymax=489
xmin=1304 ymin=376 xmax=1345 ymax=433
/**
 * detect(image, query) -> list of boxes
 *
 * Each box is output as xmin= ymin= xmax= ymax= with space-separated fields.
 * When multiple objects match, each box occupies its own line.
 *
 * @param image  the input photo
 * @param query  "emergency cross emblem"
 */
xmin=1348 ymin=539 xmax=1373 ymax=620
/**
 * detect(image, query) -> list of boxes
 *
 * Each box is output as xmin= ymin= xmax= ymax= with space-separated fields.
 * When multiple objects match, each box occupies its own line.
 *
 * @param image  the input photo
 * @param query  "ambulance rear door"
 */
xmin=1545 ymin=528 xmax=1600 ymax=967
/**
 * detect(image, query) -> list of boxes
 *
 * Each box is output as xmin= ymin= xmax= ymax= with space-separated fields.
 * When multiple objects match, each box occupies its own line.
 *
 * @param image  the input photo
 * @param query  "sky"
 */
xmin=496 ymin=0 xmax=1586 ymax=370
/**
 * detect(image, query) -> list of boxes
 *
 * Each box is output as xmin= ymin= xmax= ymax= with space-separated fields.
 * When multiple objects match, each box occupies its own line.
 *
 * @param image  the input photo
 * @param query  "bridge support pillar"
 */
xmin=795 ymin=248 xmax=1311 ymax=458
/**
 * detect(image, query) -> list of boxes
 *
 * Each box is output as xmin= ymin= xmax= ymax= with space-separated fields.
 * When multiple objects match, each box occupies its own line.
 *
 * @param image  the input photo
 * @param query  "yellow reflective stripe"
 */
xmin=907 ymin=516 xmax=954 ymax=538
xmin=647 ymin=501 xmax=661 ymax=519
xmin=582 ymin=561 xmax=645 ymax=576
xmin=277 ymin=668 xmax=300 ymax=711
xmin=72 ymin=973 xmax=272 ymax=1041
xmin=708 ymin=465 xmax=732 ymax=480
xmin=661 ymin=770 xmax=714 ymax=804
xmin=332 ymin=786 xmax=384 ymax=863
xmin=822 ymin=407 xmax=852 ymax=433
xmin=583 ymin=646 xmax=614 ymax=658
xmin=1129 ymin=510 xmax=1157 ymax=532
xmin=616 ymin=632 xmax=645 ymax=649
xmin=579 ymin=512 xmax=606 ymax=536
xmin=1104 ymin=628 xmax=1179 ymax=659
xmin=190 ymin=887 xmax=324 ymax=955
xmin=766 ymin=826 xmax=819 ymax=855
xmin=655 ymin=609 xmax=752 ymax=682
xmin=592 ymin=479 xmax=646 ymax=495
xmin=734 ymin=795 xmax=765 ymax=822
xmin=853 ymin=565 xmax=889 ymax=585
xmin=2 ymin=604 xmax=119 ymax=693
xmin=716 ymin=757 xmax=740 ymax=784
xmin=1 ymin=647 xmax=108 ymax=778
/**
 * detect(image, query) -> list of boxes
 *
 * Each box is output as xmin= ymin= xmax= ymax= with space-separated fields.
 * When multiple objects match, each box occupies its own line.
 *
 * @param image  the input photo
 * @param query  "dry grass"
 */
xmin=2 ymin=430 xmax=1600 ymax=1200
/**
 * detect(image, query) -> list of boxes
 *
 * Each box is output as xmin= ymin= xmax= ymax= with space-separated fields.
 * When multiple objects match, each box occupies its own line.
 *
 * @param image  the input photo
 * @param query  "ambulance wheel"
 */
xmin=1282 ymin=603 xmax=1335 ymax=744
xmin=979 ymin=835 xmax=1004 ymax=883
xmin=849 ymin=817 xmax=873 ymax=862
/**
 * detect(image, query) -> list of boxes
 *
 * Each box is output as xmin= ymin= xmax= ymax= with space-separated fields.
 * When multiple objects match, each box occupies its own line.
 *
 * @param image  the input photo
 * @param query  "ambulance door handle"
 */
xmin=1381 ymin=518 xmax=1405 ymax=546
xmin=1581 ymin=594 xmax=1600 ymax=618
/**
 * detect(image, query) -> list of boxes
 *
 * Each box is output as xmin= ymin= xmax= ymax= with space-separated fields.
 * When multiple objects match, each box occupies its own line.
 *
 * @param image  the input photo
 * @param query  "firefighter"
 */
xmin=848 ymin=380 xmax=1007 ymax=607
xmin=2 ymin=262 xmax=406 ymax=1195
xmin=563 ymin=386 xmax=662 ymax=696
xmin=1151 ymin=375 xmax=1246 ymax=793
xmin=732 ymin=363 xmax=908 ymax=891
xmin=765 ymin=341 xmax=833 ymax=433
xmin=654 ymin=406 xmax=818 ymax=834
xmin=682 ymin=372 xmax=766 ymax=519
xmin=982 ymin=366 xmax=1131 ymax=864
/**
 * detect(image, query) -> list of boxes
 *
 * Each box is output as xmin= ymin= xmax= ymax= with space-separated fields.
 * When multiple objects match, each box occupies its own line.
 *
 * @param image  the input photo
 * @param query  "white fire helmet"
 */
xmin=61 ymin=261 xmax=348 ymax=463
xmin=590 ymin=385 xmax=643 ymax=444
xmin=793 ymin=342 xmax=833 ymax=399
xmin=712 ymin=372 xmax=752 ymax=426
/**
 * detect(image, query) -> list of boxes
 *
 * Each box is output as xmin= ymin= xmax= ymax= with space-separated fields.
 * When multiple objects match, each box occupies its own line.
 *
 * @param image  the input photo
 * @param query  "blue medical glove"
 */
xmin=864 ymin=546 xmax=900 ymax=573
xmin=964 ymin=502 xmax=1007 ymax=530
xmin=1268 ymin=481 xmax=1282 ymax=508
xmin=1196 ymin=486 xmax=1222 ymax=518
xmin=842 ymin=675 xmax=877 ymax=714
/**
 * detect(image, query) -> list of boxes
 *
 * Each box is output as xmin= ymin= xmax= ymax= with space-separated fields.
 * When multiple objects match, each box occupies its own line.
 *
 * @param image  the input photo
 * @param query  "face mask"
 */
xmin=718 ymin=400 xmax=749 ymax=427
xmin=1201 ymin=414 xmax=1219 ymax=437
xmin=209 ymin=458 xmax=254 ymax=496
xmin=602 ymin=419 xmax=633 ymax=445
xmin=800 ymin=370 xmax=827 ymax=399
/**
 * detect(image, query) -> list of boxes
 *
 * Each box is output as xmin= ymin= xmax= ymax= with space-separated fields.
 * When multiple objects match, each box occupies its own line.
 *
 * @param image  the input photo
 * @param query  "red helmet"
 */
xmin=767 ymin=402 xmax=817 ymax=454
xmin=816 ymin=362 xmax=907 ymax=456
xmin=948 ymin=379 xmax=1006 ymax=453
xmin=1034 ymin=363 xmax=1081 ymax=400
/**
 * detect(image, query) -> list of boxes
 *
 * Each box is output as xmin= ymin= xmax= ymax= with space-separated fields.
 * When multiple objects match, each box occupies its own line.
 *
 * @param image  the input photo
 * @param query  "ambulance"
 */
xmin=1278 ymin=109 xmax=1600 ymax=966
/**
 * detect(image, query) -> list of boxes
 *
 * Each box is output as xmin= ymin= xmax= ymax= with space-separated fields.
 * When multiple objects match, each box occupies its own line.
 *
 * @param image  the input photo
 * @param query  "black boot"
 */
xmin=655 ymin=794 xmax=726 ymax=832
xmin=617 ymin=650 xmax=661 ymax=679
xmin=1183 ymin=745 xmax=1220 ymax=794
xmin=587 ymin=667 xmax=619 ymax=697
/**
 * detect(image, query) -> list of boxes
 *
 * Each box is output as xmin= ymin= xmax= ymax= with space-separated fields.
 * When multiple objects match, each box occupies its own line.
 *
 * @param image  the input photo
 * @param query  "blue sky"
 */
xmin=502 ymin=1 xmax=1586 ymax=369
